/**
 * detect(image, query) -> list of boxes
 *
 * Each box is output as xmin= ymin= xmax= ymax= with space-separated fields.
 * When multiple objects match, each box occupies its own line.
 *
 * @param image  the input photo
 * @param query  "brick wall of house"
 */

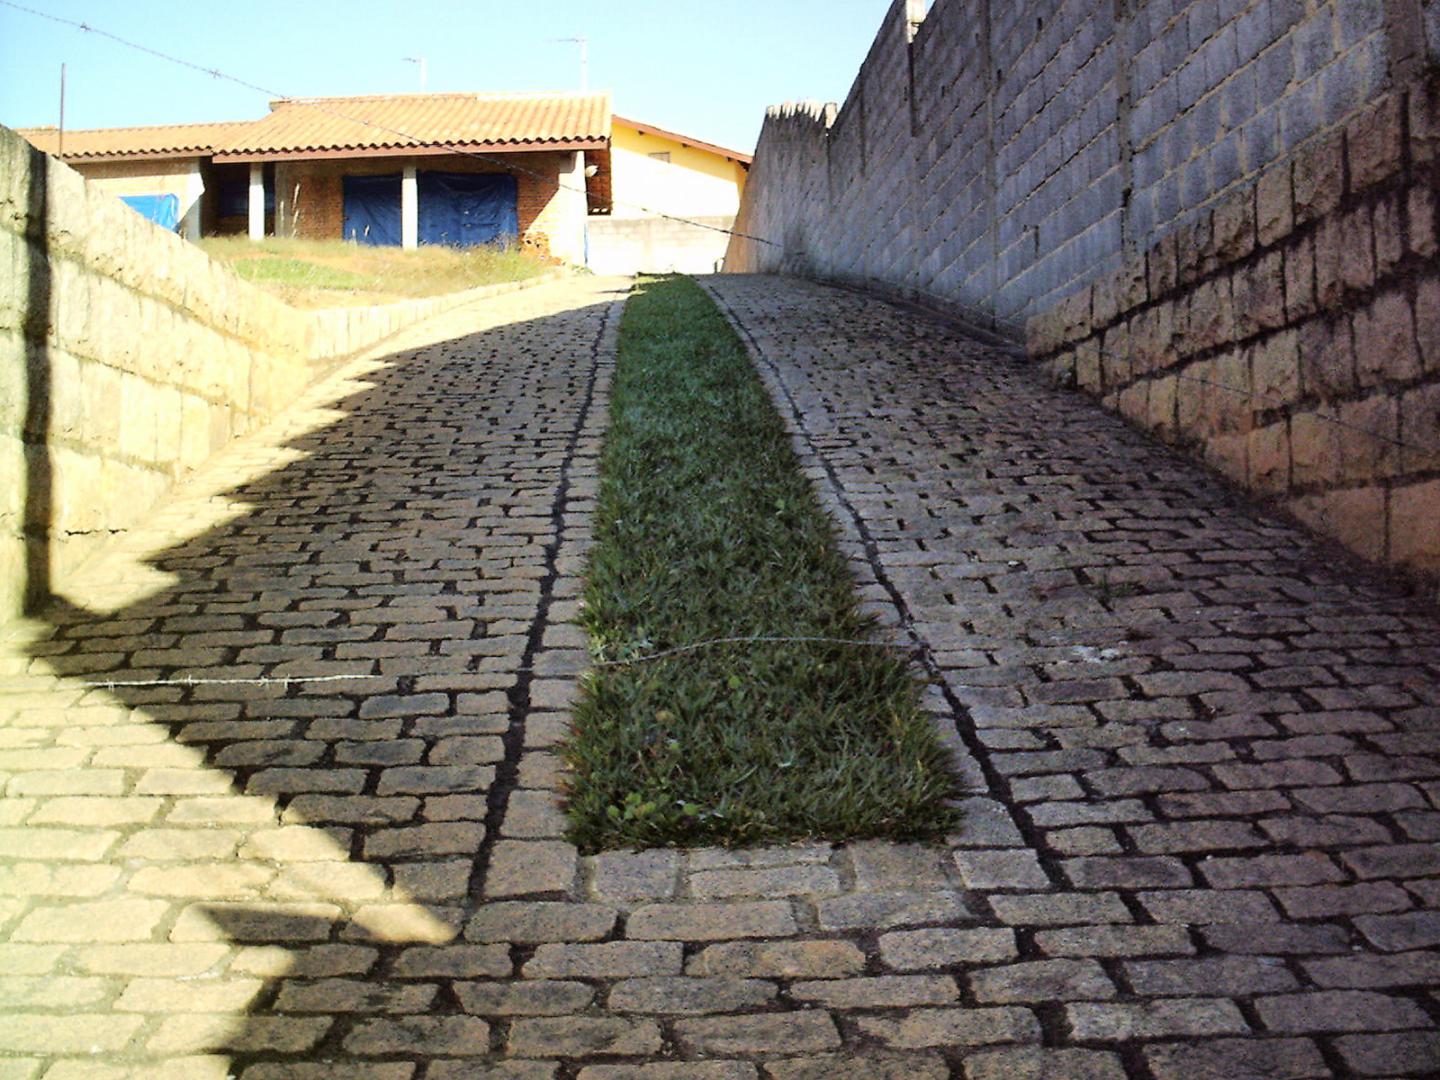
xmin=274 ymin=151 xmax=577 ymax=255
xmin=728 ymin=0 xmax=1440 ymax=585
xmin=516 ymin=155 xmax=569 ymax=257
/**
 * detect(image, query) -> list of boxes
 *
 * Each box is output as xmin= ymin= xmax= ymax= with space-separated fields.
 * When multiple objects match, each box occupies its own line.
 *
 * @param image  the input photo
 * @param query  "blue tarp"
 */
xmin=418 ymin=172 xmax=518 ymax=248
xmin=340 ymin=171 xmax=519 ymax=248
xmin=342 ymin=174 xmax=403 ymax=246
xmin=120 ymin=194 xmax=180 ymax=231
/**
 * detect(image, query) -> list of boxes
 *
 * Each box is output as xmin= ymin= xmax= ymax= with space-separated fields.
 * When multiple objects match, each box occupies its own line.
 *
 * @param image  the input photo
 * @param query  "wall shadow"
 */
xmin=8 ymin=294 xmax=613 ymax=1071
xmin=22 ymin=144 xmax=51 ymax=613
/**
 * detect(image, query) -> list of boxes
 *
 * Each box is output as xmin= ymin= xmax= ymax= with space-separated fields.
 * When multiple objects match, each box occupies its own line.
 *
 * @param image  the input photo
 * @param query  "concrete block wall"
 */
xmin=586 ymin=215 xmax=736 ymax=275
xmin=729 ymin=0 xmax=1440 ymax=584
xmin=0 ymin=125 xmax=563 ymax=624
xmin=730 ymin=0 xmax=1437 ymax=323
xmin=1030 ymin=77 xmax=1440 ymax=579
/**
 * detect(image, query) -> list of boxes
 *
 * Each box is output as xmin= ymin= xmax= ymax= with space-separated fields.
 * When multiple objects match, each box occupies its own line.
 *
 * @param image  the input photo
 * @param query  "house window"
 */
xmin=217 ymin=173 xmax=274 ymax=217
xmin=648 ymin=152 xmax=671 ymax=163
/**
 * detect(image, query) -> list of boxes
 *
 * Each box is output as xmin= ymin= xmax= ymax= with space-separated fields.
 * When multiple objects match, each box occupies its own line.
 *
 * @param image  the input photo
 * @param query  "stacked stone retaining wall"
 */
xmin=0 ymin=124 xmax=562 ymax=623
xmin=1029 ymin=77 xmax=1440 ymax=579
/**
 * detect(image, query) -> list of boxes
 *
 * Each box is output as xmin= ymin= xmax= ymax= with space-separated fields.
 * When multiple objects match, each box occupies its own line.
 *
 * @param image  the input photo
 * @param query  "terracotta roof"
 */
xmin=613 ymin=115 xmax=752 ymax=165
xmin=14 ymin=97 xmax=748 ymax=171
xmin=213 ymin=91 xmax=612 ymax=161
xmin=15 ymin=120 xmax=244 ymax=162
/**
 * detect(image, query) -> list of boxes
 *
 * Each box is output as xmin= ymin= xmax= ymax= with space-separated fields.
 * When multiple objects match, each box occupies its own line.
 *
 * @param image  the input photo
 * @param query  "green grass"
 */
xmin=230 ymin=257 xmax=369 ymax=290
xmin=199 ymin=236 xmax=550 ymax=308
xmin=562 ymin=276 xmax=961 ymax=851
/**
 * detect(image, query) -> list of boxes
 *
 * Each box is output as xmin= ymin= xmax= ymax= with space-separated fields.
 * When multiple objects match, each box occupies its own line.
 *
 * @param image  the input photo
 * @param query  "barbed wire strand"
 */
xmin=70 ymin=634 xmax=919 ymax=689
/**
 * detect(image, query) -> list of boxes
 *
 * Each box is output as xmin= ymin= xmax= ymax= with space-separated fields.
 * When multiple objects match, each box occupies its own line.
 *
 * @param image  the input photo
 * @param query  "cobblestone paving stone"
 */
xmin=0 ymin=273 xmax=1437 ymax=1079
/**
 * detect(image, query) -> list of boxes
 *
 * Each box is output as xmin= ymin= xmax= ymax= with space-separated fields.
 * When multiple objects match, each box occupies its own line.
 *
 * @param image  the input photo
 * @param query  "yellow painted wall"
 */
xmin=609 ymin=122 xmax=747 ymax=220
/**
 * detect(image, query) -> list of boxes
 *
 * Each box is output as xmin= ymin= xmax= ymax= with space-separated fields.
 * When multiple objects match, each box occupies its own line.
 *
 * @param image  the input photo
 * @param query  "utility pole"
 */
xmin=553 ymin=36 xmax=588 ymax=91
xmin=403 ymin=56 xmax=428 ymax=92
xmin=58 ymin=63 xmax=66 ymax=159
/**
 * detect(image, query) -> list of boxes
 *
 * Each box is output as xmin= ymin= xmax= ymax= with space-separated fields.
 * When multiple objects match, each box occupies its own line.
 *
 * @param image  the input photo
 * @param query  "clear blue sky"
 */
xmin=0 ymin=0 xmax=891 ymax=154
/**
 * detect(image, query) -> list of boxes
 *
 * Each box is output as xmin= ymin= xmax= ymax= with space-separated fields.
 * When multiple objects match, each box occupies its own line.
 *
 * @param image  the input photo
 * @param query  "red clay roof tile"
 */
xmin=212 ymin=91 xmax=612 ymax=160
xmin=16 ymin=121 xmax=245 ymax=161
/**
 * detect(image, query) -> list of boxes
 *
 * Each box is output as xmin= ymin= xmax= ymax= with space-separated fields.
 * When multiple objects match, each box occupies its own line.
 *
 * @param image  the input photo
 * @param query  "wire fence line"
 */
xmin=68 ymin=634 xmax=919 ymax=691
xmin=50 ymin=581 xmax=1438 ymax=694
xmin=6 ymin=0 xmax=1437 ymax=464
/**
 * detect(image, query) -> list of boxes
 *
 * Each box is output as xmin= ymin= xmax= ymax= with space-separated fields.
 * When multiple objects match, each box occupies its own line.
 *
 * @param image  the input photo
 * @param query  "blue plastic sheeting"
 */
xmin=418 ymin=172 xmax=518 ymax=247
xmin=340 ymin=171 xmax=519 ymax=248
xmin=120 ymin=193 xmax=180 ymax=231
xmin=343 ymin=174 xmax=402 ymax=246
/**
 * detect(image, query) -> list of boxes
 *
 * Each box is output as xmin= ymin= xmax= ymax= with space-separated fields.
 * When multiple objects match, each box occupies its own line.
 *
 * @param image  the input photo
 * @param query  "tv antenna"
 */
xmin=553 ymin=36 xmax=588 ymax=91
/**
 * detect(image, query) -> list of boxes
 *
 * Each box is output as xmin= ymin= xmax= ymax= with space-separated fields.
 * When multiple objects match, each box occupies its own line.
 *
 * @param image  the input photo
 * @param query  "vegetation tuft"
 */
xmin=563 ymin=276 xmax=960 ymax=851
xmin=199 ymin=236 xmax=549 ymax=308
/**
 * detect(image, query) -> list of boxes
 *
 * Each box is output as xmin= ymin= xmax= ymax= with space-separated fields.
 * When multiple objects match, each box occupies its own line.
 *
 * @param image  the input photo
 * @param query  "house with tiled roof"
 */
xmin=15 ymin=91 xmax=751 ymax=273
xmin=19 ymin=119 xmax=249 ymax=239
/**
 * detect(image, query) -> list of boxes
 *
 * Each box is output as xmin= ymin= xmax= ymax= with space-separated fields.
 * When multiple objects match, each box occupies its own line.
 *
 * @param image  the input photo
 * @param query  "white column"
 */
xmin=248 ymin=164 xmax=264 ymax=241
xmin=274 ymin=165 xmax=294 ymax=238
xmin=551 ymin=151 xmax=586 ymax=265
xmin=402 ymin=165 xmax=418 ymax=249
xmin=182 ymin=161 xmax=204 ymax=241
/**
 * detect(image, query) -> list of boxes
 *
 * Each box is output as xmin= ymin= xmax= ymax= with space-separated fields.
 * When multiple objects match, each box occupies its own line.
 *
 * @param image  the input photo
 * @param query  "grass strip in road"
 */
xmin=563 ymin=276 xmax=960 ymax=851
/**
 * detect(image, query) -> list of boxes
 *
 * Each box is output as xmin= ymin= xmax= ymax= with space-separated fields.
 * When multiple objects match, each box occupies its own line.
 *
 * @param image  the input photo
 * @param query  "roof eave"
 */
xmin=612 ymin=115 xmax=753 ymax=165
xmin=52 ymin=149 xmax=214 ymax=164
xmin=212 ymin=138 xmax=609 ymax=163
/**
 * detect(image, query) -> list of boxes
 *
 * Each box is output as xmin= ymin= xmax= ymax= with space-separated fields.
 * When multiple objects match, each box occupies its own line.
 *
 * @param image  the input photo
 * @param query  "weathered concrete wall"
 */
xmin=729 ymin=0 xmax=1440 ymax=583
xmin=731 ymin=0 xmax=1436 ymax=323
xmin=586 ymin=215 xmax=735 ymax=275
xmin=64 ymin=158 xmax=206 ymax=239
xmin=0 ymin=125 xmax=562 ymax=623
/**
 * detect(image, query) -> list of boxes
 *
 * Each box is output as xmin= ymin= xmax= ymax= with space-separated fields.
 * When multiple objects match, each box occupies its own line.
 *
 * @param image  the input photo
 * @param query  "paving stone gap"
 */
xmin=0 ymin=273 xmax=1437 ymax=1078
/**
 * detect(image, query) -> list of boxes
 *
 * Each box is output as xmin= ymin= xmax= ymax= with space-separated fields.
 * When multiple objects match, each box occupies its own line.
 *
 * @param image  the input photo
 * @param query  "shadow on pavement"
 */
xmin=9 ymin=293 xmax=612 ymax=1072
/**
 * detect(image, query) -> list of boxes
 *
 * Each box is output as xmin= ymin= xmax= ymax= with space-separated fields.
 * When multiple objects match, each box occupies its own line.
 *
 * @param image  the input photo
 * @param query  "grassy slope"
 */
xmin=199 ymin=237 xmax=549 ymax=308
xmin=563 ymin=276 xmax=960 ymax=851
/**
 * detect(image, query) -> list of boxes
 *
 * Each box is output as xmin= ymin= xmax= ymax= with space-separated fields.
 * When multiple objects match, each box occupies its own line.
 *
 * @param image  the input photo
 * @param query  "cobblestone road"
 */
xmin=1 ymin=273 xmax=1438 ymax=1079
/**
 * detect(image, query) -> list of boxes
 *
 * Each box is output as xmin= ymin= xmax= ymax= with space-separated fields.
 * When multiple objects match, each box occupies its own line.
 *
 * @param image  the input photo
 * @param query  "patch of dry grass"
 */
xmin=199 ymin=236 xmax=551 ymax=307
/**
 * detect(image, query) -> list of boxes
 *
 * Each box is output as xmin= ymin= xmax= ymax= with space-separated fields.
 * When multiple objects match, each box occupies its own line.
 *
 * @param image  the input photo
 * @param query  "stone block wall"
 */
xmin=1030 ymin=77 xmax=1440 ymax=578
xmin=730 ymin=0 xmax=1438 ymax=325
xmin=729 ymin=0 xmax=1440 ymax=584
xmin=0 ymin=125 xmax=562 ymax=624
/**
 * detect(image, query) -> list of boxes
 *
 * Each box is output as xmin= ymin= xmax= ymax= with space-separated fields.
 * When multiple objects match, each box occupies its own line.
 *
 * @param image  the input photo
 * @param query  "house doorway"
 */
xmin=418 ymin=172 xmax=519 ymax=247
xmin=342 ymin=174 xmax=402 ymax=246
xmin=342 ymin=171 xmax=518 ymax=247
